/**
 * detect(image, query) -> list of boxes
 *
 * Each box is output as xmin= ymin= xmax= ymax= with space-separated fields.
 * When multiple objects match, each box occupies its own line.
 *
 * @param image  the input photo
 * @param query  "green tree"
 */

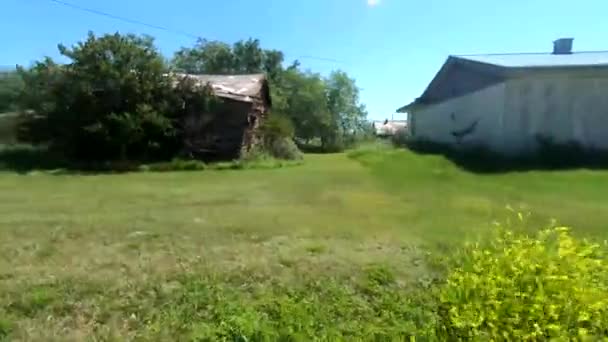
xmin=262 ymin=49 xmax=285 ymax=81
xmin=172 ymin=38 xmax=369 ymax=152
xmin=172 ymin=37 xmax=285 ymax=78
xmin=275 ymin=69 xmax=330 ymax=143
xmin=323 ymin=70 xmax=368 ymax=149
xmin=18 ymin=32 xmax=187 ymax=161
xmin=0 ymin=70 xmax=23 ymax=112
xmin=173 ymin=39 xmax=235 ymax=74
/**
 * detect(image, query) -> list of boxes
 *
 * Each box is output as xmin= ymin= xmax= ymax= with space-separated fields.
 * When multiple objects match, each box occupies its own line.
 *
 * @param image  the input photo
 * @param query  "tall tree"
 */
xmin=172 ymin=38 xmax=368 ymax=151
xmin=232 ymin=38 xmax=264 ymax=73
xmin=322 ymin=71 xmax=368 ymax=148
xmin=262 ymin=49 xmax=285 ymax=81
xmin=273 ymin=69 xmax=330 ymax=142
xmin=18 ymin=32 xmax=187 ymax=161
xmin=0 ymin=70 xmax=23 ymax=112
xmin=173 ymin=39 xmax=235 ymax=74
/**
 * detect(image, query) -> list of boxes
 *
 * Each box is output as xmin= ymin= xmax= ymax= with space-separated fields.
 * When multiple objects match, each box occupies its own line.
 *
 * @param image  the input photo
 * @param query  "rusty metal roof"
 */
xmin=172 ymin=73 xmax=270 ymax=104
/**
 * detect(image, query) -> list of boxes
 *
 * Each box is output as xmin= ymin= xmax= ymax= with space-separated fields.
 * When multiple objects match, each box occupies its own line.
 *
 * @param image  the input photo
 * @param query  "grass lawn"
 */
xmin=2 ymin=145 xmax=608 ymax=339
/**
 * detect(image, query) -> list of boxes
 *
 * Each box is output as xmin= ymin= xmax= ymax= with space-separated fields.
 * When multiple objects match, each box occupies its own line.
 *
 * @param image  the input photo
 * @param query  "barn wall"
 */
xmin=504 ymin=71 xmax=608 ymax=153
xmin=183 ymin=99 xmax=253 ymax=160
xmin=411 ymin=82 xmax=507 ymax=151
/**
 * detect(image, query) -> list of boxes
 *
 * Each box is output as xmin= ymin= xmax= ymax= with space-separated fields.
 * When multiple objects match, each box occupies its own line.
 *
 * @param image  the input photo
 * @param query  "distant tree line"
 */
xmin=172 ymin=38 xmax=371 ymax=151
xmin=11 ymin=31 xmax=370 ymax=163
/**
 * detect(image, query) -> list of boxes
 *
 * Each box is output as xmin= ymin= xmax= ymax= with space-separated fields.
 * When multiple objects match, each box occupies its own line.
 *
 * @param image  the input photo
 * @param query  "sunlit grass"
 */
xmin=2 ymin=146 xmax=608 ymax=338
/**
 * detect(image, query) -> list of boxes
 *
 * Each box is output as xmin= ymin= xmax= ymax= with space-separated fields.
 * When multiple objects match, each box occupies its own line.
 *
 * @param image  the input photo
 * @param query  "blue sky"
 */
xmin=2 ymin=0 xmax=608 ymax=120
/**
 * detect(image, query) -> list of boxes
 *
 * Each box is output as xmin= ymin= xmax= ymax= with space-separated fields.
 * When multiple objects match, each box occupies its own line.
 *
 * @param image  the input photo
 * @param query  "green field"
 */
xmin=2 ymin=146 xmax=608 ymax=339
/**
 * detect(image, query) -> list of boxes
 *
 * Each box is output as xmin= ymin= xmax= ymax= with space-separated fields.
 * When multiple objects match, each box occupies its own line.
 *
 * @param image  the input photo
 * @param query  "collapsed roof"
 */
xmin=171 ymin=73 xmax=271 ymax=105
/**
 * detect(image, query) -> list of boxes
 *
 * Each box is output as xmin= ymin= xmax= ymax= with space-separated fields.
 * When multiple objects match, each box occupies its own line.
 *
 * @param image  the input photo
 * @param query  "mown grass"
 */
xmin=2 ymin=144 xmax=608 ymax=339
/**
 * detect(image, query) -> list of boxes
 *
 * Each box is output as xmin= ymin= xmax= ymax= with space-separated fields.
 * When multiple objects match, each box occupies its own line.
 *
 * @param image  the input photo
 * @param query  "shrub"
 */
xmin=0 ymin=70 xmax=22 ymax=113
xmin=437 ymin=227 xmax=608 ymax=340
xmin=535 ymin=135 xmax=608 ymax=168
xmin=257 ymin=114 xmax=302 ymax=160
xmin=321 ymin=135 xmax=346 ymax=153
xmin=16 ymin=32 xmax=216 ymax=163
xmin=259 ymin=113 xmax=295 ymax=141
xmin=0 ymin=144 xmax=68 ymax=172
xmin=263 ymin=137 xmax=302 ymax=160
xmin=143 ymin=159 xmax=207 ymax=172
xmin=390 ymin=127 xmax=409 ymax=147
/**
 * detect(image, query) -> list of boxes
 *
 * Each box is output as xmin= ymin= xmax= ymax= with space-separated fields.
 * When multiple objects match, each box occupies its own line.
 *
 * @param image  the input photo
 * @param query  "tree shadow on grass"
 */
xmin=0 ymin=145 xmax=140 ymax=175
xmin=403 ymin=139 xmax=608 ymax=174
xmin=0 ymin=144 xmax=297 ymax=175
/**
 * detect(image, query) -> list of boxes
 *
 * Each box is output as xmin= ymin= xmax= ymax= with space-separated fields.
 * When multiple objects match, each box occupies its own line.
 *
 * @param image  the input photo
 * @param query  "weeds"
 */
xmin=1 ymin=269 xmax=438 ymax=340
xmin=400 ymin=136 xmax=608 ymax=172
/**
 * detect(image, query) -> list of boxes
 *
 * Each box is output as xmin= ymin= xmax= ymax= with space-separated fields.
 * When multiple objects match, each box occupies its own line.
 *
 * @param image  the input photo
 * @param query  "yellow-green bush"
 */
xmin=438 ymin=227 xmax=608 ymax=340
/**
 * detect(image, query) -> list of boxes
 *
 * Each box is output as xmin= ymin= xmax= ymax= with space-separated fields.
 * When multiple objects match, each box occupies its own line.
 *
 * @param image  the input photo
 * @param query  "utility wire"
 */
xmin=45 ymin=0 xmax=347 ymax=65
xmin=48 ymin=0 xmax=199 ymax=39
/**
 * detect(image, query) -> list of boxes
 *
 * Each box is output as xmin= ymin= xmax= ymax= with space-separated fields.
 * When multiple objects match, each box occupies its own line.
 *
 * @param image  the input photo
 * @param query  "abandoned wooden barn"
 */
xmin=173 ymin=73 xmax=272 ymax=160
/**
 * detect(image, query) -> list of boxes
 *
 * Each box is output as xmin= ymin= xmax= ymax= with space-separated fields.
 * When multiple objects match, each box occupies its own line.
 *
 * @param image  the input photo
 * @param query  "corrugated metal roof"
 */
xmin=456 ymin=51 xmax=608 ymax=68
xmin=171 ymin=73 xmax=268 ymax=103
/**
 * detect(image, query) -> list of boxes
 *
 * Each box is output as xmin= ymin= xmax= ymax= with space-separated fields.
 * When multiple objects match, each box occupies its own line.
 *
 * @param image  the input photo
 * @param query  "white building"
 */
xmin=372 ymin=119 xmax=408 ymax=137
xmin=397 ymin=38 xmax=608 ymax=155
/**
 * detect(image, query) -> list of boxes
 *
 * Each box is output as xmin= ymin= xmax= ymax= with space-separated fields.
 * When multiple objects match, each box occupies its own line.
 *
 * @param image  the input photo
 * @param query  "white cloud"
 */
xmin=367 ymin=0 xmax=380 ymax=6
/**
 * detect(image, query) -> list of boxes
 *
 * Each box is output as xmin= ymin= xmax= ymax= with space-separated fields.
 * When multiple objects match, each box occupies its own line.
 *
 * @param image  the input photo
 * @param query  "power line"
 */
xmin=45 ymin=0 xmax=347 ymax=65
xmin=298 ymin=56 xmax=347 ymax=64
xmin=48 ymin=0 xmax=198 ymax=39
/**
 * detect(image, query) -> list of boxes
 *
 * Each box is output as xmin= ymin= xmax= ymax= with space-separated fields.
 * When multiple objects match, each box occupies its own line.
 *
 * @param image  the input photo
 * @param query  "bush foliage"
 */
xmin=11 ymin=31 xmax=373 ymax=169
xmin=437 ymin=226 xmax=608 ymax=340
xmin=0 ymin=70 xmax=22 ymax=113
xmin=256 ymin=114 xmax=302 ymax=160
xmin=400 ymin=135 xmax=608 ymax=172
xmin=16 ymin=32 xmax=209 ymax=162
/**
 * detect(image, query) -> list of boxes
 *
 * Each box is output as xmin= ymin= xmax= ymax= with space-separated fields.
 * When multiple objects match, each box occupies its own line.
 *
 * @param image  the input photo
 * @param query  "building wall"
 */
xmin=504 ymin=71 xmax=608 ymax=153
xmin=411 ymin=69 xmax=608 ymax=155
xmin=183 ymin=99 xmax=254 ymax=161
xmin=411 ymin=82 xmax=507 ymax=151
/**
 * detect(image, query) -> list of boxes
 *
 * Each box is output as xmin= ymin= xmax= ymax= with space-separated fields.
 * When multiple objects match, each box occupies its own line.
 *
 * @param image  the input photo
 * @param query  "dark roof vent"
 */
xmin=553 ymin=38 xmax=574 ymax=55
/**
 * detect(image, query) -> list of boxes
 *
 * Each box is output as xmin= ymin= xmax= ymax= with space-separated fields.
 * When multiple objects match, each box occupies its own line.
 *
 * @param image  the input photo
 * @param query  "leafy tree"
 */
xmin=262 ymin=50 xmax=285 ymax=81
xmin=273 ymin=69 xmax=330 ymax=143
xmin=173 ymin=39 xmax=235 ymax=74
xmin=172 ymin=38 xmax=372 ymax=151
xmin=172 ymin=37 xmax=285 ymax=79
xmin=232 ymin=38 xmax=264 ymax=73
xmin=18 ymin=32 xmax=191 ymax=161
xmin=15 ymin=30 xmax=371 ymax=166
xmin=323 ymin=70 xmax=369 ymax=149
xmin=0 ymin=70 xmax=23 ymax=112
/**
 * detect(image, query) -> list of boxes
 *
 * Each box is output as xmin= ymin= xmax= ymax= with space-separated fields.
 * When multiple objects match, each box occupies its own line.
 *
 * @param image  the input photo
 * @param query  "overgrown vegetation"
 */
xmin=398 ymin=135 xmax=608 ymax=172
xmin=4 ymin=32 xmax=370 ymax=170
xmin=437 ymin=226 xmax=608 ymax=340
xmin=0 ymin=69 xmax=22 ymax=113
xmin=16 ymin=32 xmax=214 ymax=163
xmin=172 ymin=38 xmax=369 ymax=152
xmin=255 ymin=114 xmax=303 ymax=160
xmin=0 ymin=112 xmax=19 ymax=144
